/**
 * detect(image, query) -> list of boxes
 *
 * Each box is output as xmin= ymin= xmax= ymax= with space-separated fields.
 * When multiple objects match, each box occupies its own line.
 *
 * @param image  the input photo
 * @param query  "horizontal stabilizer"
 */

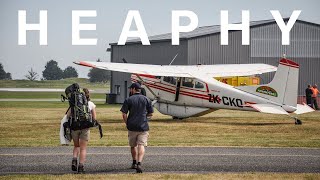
xmin=294 ymin=103 xmax=315 ymax=114
xmin=246 ymin=104 xmax=289 ymax=115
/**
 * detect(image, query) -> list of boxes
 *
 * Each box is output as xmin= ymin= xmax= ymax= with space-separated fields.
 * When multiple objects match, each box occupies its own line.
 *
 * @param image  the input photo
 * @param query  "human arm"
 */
xmin=120 ymin=99 xmax=129 ymax=124
xmin=122 ymin=112 xmax=128 ymax=124
xmin=91 ymin=107 xmax=97 ymax=120
xmin=146 ymin=98 xmax=154 ymax=118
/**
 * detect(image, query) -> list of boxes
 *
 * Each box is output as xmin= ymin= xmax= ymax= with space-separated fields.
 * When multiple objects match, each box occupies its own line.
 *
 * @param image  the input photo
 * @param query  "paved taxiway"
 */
xmin=0 ymin=147 xmax=319 ymax=174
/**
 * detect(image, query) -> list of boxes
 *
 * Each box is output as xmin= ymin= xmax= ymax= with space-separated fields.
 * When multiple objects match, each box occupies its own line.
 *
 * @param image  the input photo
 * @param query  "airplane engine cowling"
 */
xmin=154 ymin=102 xmax=210 ymax=118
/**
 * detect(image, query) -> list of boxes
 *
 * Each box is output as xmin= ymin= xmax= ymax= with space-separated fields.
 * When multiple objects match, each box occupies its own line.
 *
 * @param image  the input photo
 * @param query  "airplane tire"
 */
xmin=295 ymin=118 xmax=302 ymax=125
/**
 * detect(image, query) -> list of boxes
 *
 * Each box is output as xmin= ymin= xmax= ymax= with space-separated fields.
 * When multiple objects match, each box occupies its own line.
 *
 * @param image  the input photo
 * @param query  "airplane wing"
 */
xmin=74 ymin=61 xmax=277 ymax=78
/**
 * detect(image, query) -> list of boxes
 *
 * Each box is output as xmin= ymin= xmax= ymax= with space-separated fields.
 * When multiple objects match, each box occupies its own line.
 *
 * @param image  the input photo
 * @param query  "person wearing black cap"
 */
xmin=129 ymin=81 xmax=146 ymax=97
xmin=120 ymin=82 xmax=154 ymax=173
xmin=137 ymin=81 xmax=146 ymax=96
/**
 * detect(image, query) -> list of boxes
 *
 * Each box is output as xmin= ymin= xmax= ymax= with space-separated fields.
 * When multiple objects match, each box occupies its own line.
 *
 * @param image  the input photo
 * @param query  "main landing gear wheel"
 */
xmin=172 ymin=116 xmax=184 ymax=120
xmin=294 ymin=117 xmax=302 ymax=125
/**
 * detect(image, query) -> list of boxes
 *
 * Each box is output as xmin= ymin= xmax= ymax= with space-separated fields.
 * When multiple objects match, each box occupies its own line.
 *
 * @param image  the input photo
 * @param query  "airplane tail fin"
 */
xmin=236 ymin=58 xmax=299 ymax=108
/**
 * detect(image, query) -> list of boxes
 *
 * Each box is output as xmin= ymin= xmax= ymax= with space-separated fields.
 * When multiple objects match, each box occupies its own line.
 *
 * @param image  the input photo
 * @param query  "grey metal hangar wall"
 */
xmin=109 ymin=18 xmax=320 ymax=104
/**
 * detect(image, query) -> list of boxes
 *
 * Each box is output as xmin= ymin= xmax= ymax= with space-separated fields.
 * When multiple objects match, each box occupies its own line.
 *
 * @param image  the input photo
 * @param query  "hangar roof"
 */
xmin=110 ymin=18 xmax=320 ymax=45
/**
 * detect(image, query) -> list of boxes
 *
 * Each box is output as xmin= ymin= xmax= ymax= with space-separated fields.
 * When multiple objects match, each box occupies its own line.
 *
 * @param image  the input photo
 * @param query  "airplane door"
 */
xmin=158 ymin=77 xmax=178 ymax=102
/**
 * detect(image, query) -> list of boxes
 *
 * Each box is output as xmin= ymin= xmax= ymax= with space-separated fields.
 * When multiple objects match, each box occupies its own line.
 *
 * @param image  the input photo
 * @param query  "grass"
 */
xmin=0 ymin=173 xmax=319 ymax=180
xmin=0 ymin=78 xmax=109 ymax=90
xmin=0 ymin=101 xmax=319 ymax=147
xmin=0 ymin=92 xmax=107 ymax=99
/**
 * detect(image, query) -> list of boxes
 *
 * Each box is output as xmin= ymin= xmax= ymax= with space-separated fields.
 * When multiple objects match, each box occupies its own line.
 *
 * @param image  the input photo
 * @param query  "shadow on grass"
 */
xmin=150 ymin=118 xmax=293 ymax=126
xmin=209 ymin=121 xmax=293 ymax=126
xmin=92 ymin=169 xmax=135 ymax=174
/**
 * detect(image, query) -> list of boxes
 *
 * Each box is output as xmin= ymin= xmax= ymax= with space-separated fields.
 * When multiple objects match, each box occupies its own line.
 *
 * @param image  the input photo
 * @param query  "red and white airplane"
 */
xmin=75 ymin=58 xmax=314 ymax=124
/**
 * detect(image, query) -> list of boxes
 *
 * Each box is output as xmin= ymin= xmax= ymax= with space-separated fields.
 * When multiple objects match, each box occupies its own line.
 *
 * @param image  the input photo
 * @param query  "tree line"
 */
xmin=0 ymin=59 xmax=110 ymax=83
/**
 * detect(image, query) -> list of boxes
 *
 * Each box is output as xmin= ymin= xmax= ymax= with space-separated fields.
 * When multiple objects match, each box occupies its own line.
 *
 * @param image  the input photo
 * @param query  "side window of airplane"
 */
xmin=195 ymin=81 xmax=205 ymax=89
xmin=163 ymin=77 xmax=177 ymax=85
xmin=182 ymin=78 xmax=195 ymax=88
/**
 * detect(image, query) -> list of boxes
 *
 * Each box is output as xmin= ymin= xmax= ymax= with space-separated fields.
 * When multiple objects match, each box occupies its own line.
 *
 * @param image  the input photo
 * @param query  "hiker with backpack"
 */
xmin=61 ymin=83 xmax=103 ymax=174
xmin=67 ymin=88 xmax=96 ymax=173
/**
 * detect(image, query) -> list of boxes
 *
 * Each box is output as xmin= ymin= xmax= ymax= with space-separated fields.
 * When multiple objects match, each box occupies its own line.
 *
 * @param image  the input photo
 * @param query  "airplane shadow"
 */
xmin=210 ymin=121 xmax=293 ymax=126
xmin=151 ymin=119 xmax=293 ymax=126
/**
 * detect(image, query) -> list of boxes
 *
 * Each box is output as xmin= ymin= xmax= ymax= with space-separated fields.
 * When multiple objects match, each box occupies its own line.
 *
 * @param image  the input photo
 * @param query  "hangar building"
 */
xmin=108 ymin=18 xmax=320 ymax=104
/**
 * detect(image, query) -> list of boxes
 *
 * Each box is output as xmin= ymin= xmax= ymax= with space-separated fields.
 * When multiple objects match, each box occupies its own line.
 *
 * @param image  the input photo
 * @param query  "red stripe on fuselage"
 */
xmin=132 ymin=77 xmax=210 ymax=101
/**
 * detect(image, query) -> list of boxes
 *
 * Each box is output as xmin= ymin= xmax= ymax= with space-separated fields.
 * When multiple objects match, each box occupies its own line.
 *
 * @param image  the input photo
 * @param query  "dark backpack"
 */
xmin=61 ymin=83 xmax=103 ymax=140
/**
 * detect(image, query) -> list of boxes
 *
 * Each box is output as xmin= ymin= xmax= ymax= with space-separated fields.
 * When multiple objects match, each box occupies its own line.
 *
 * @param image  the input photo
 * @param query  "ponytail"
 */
xmin=83 ymin=88 xmax=90 ymax=101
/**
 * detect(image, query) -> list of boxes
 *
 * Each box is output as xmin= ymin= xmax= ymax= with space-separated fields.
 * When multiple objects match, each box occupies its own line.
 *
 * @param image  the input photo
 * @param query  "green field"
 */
xmin=1 ymin=99 xmax=319 ymax=179
xmin=0 ymin=78 xmax=109 ymax=90
xmin=0 ymin=101 xmax=319 ymax=147
xmin=0 ymin=91 xmax=106 ymax=99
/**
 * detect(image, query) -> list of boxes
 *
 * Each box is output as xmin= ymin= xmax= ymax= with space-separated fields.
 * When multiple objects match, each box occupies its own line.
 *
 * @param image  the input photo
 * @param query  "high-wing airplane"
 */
xmin=74 ymin=58 xmax=315 ymax=124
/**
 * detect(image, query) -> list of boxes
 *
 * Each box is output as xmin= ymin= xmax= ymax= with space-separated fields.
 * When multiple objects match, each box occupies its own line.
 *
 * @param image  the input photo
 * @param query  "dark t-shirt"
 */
xmin=306 ymin=88 xmax=313 ymax=98
xmin=120 ymin=93 xmax=154 ymax=132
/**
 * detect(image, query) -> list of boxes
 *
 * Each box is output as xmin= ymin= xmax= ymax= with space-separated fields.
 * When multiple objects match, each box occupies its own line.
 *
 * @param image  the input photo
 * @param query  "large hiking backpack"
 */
xmin=61 ymin=83 xmax=103 ymax=140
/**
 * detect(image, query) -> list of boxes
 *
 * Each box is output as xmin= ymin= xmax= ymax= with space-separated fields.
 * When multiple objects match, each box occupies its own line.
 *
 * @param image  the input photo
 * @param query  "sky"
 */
xmin=0 ymin=0 xmax=319 ymax=79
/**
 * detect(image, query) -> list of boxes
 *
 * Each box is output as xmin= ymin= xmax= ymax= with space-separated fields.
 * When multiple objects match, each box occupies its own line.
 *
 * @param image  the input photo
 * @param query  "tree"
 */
xmin=88 ymin=59 xmax=110 ymax=82
xmin=0 ymin=63 xmax=12 ymax=80
xmin=5 ymin=73 xmax=12 ymax=80
xmin=63 ymin=66 xmax=78 ymax=79
xmin=25 ymin=68 xmax=38 ymax=81
xmin=42 ymin=60 xmax=63 ymax=80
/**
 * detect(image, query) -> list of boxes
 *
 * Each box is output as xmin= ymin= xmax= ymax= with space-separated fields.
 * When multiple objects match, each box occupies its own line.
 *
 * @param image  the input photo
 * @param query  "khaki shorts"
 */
xmin=71 ymin=128 xmax=90 ymax=141
xmin=128 ymin=131 xmax=149 ymax=147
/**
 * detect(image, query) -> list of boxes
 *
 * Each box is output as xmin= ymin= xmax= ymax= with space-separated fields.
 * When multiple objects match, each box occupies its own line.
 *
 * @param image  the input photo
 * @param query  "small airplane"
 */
xmin=74 ymin=57 xmax=315 ymax=124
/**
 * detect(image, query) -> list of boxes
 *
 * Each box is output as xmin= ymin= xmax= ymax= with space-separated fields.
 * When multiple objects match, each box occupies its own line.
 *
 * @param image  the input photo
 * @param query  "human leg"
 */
xmin=136 ymin=131 xmax=149 ymax=173
xmin=79 ymin=139 xmax=88 ymax=164
xmin=137 ymin=144 xmax=145 ymax=162
xmin=71 ymin=130 xmax=80 ymax=171
xmin=128 ymin=131 xmax=138 ymax=168
xmin=77 ymin=129 xmax=89 ymax=173
xmin=313 ymin=97 xmax=319 ymax=110
xmin=130 ymin=146 xmax=138 ymax=169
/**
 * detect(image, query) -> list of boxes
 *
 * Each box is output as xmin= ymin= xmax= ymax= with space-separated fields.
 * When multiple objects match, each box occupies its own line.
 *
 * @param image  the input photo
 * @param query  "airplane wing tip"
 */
xmin=73 ymin=61 xmax=96 ymax=68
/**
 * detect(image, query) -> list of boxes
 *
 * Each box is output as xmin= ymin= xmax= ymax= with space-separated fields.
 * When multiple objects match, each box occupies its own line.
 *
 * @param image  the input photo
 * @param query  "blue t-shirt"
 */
xmin=120 ymin=93 xmax=154 ymax=132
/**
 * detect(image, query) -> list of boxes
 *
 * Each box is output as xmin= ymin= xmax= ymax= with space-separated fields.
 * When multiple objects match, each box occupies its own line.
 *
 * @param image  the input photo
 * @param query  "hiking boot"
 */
xmin=136 ymin=164 xmax=143 ymax=173
xmin=71 ymin=159 xmax=77 ymax=171
xmin=78 ymin=164 xmax=85 ymax=174
xmin=131 ymin=163 xmax=137 ymax=169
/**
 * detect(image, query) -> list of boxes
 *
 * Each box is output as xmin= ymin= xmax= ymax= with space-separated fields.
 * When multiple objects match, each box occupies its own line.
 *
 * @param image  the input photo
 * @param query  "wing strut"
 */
xmin=175 ymin=77 xmax=182 ymax=101
xmin=122 ymin=58 xmax=159 ymax=102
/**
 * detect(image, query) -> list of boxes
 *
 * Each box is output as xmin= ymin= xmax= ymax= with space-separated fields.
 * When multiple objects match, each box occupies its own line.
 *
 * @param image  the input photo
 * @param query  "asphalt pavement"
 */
xmin=0 ymin=147 xmax=319 ymax=174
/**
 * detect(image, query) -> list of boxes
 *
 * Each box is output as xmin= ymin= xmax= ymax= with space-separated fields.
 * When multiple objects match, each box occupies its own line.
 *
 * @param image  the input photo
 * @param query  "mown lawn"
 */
xmin=0 ymin=78 xmax=109 ymax=90
xmin=0 ymin=101 xmax=319 ymax=147
xmin=0 ymin=91 xmax=106 ymax=99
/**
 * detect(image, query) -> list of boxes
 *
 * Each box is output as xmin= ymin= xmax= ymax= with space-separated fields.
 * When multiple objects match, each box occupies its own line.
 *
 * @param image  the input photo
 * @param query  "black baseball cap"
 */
xmin=128 ymin=82 xmax=141 ymax=89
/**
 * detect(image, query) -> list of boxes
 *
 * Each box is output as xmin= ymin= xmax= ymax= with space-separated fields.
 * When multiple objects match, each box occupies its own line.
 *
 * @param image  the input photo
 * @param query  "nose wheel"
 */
xmin=294 ymin=117 xmax=302 ymax=125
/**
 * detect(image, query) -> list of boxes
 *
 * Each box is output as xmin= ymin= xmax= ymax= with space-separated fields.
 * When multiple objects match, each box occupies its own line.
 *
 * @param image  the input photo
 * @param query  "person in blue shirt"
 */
xmin=120 ymin=82 xmax=154 ymax=173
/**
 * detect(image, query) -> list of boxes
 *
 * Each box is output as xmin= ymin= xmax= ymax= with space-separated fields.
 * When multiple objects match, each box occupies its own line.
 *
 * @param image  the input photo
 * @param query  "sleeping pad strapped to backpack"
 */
xmin=62 ymin=83 xmax=103 ymax=140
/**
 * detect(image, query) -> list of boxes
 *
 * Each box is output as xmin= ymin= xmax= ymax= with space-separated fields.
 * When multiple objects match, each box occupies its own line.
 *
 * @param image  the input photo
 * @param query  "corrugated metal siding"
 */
xmin=188 ymin=31 xmax=250 ymax=65
xmin=251 ymin=22 xmax=320 ymax=58
xmin=111 ymin=41 xmax=188 ymax=103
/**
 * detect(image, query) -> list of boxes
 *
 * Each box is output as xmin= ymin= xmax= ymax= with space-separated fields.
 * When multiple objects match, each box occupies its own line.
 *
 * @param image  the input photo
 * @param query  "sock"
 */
xmin=137 ymin=162 xmax=141 ymax=165
xmin=79 ymin=163 xmax=84 ymax=167
xmin=72 ymin=157 xmax=77 ymax=161
xmin=132 ymin=160 xmax=137 ymax=164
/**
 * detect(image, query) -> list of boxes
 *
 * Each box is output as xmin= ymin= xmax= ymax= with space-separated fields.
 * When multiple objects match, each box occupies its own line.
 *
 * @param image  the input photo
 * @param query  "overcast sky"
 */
xmin=0 ymin=0 xmax=319 ymax=79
